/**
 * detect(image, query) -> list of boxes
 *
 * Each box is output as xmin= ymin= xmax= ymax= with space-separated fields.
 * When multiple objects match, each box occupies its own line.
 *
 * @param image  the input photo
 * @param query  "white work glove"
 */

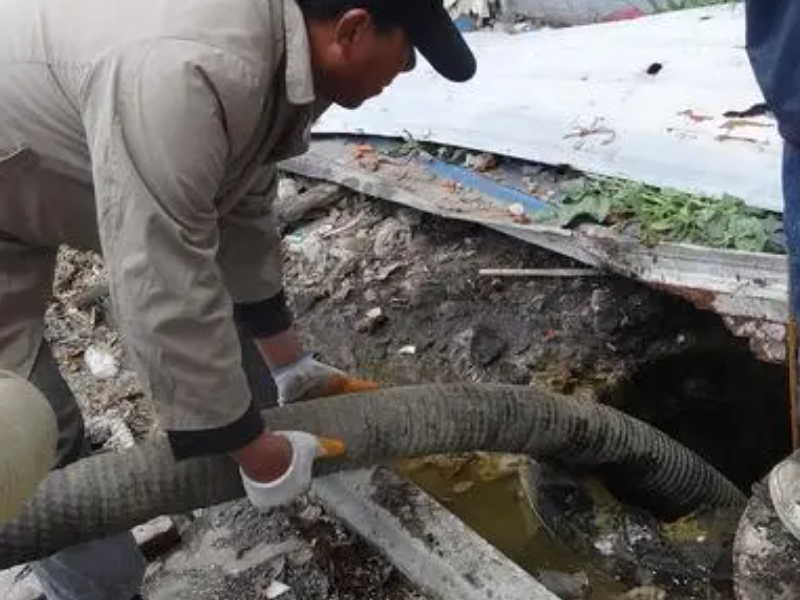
xmin=240 ymin=431 xmax=330 ymax=511
xmin=272 ymin=354 xmax=378 ymax=406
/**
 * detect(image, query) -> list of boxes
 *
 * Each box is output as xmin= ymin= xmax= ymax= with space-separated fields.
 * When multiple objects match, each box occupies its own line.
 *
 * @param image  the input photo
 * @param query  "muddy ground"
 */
xmin=38 ymin=178 xmax=793 ymax=598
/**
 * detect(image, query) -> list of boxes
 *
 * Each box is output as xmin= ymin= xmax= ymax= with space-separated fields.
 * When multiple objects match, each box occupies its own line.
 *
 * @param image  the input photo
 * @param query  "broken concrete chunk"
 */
xmin=366 ymin=307 xmax=384 ymax=321
xmin=132 ymin=516 xmax=181 ymax=562
xmin=357 ymin=307 xmax=387 ymax=334
xmin=537 ymin=570 xmax=591 ymax=600
xmin=617 ymin=586 xmax=667 ymax=600
xmin=470 ymin=324 xmax=508 ymax=366
xmin=287 ymin=545 xmax=315 ymax=568
xmin=86 ymin=415 xmax=135 ymax=451
xmin=297 ymin=504 xmax=323 ymax=524
xmin=0 ymin=565 xmax=44 ymax=600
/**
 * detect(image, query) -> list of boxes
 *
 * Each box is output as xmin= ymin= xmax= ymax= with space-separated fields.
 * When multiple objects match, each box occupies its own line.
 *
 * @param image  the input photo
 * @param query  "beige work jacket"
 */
xmin=0 ymin=0 xmax=327 ymax=452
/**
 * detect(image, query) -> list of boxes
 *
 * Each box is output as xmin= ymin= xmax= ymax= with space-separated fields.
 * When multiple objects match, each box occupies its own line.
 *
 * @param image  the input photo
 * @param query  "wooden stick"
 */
xmin=276 ymin=183 xmax=345 ymax=228
xmin=478 ymin=268 xmax=605 ymax=278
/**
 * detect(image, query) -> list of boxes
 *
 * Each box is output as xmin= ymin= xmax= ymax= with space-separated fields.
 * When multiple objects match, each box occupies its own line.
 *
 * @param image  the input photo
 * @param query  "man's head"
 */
xmin=299 ymin=0 xmax=476 ymax=109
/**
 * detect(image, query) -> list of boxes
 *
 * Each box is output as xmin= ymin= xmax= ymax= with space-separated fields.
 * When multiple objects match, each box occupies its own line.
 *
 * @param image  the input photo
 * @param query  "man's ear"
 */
xmin=333 ymin=8 xmax=372 ymax=52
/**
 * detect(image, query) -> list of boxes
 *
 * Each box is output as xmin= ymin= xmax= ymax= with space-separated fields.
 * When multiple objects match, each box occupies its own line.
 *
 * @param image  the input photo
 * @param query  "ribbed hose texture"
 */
xmin=0 ymin=384 xmax=746 ymax=567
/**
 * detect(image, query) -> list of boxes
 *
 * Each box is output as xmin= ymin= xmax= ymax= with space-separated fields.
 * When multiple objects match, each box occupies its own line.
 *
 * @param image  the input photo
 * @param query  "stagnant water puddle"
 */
xmin=394 ymin=345 xmax=792 ymax=599
xmin=396 ymin=455 xmax=630 ymax=599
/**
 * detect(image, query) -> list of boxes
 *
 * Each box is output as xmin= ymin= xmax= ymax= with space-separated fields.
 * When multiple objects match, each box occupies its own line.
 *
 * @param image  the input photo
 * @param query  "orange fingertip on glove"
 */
xmin=321 ymin=374 xmax=380 ymax=397
xmin=317 ymin=436 xmax=347 ymax=458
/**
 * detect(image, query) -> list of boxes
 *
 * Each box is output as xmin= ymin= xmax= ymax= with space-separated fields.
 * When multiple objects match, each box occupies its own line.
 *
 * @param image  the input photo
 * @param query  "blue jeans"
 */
xmin=784 ymin=142 xmax=800 ymax=318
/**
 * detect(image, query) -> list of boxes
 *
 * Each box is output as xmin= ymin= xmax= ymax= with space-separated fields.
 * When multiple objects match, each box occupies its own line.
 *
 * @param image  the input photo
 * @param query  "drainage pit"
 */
xmin=396 ymin=343 xmax=790 ymax=599
xmin=599 ymin=345 xmax=791 ymax=491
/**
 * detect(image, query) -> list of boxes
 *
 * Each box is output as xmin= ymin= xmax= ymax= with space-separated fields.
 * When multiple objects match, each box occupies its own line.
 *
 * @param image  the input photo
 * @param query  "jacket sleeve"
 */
xmin=218 ymin=166 xmax=294 ymax=338
xmin=82 ymin=42 xmax=264 ymax=459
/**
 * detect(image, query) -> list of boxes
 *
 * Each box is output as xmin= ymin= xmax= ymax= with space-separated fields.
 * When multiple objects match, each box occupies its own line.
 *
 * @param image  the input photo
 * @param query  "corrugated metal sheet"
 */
xmin=314 ymin=4 xmax=783 ymax=212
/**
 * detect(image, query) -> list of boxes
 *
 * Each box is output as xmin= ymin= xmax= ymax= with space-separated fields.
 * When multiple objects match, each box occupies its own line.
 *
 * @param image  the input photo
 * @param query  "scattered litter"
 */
xmin=508 ymin=203 xmax=526 ymax=217
xmin=646 ymin=62 xmax=663 ymax=76
xmin=373 ymin=218 xmax=412 ymax=258
xmin=465 ymin=152 xmax=497 ymax=172
xmin=479 ymin=268 xmax=604 ymax=278
xmin=453 ymin=14 xmax=478 ymax=32
xmin=357 ymin=307 xmax=387 ymax=333
xmin=483 ymin=0 xmax=704 ymax=26
xmin=678 ymin=109 xmax=713 ymax=123
xmin=283 ymin=138 xmax=789 ymax=332
xmin=723 ymin=102 xmax=769 ymax=119
xmin=277 ymin=178 xmax=299 ymax=203
xmin=366 ymin=307 xmax=384 ymax=321
xmin=603 ymin=7 xmax=646 ymax=22
xmin=298 ymin=503 xmax=323 ymax=523
xmin=319 ymin=213 xmax=364 ymax=239
xmin=296 ymin=234 xmax=328 ymax=275
xmin=475 ymin=453 xmax=522 ymax=481
xmin=353 ymin=143 xmax=382 ymax=171
xmin=446 ymin=0 xmax=493 ymax=20
xmin=276 ymin=183 xmax=344 ymax=228
xmin=594 ymin=534 xmax=617 ymax=556
xmin=84 ymin=345 xmax=119 ymax=379
xmin=441 ymin=180 xmax=459 ymax=194
xmin=507 ymin=202 xmax=532 ymax=224
xmin=452 ymin=481 xmax=475 ymax=494
xmin=398 ymin=345 xmax=417 ymax=355
xmin=265 ymin=580 xmax=291 ymax=599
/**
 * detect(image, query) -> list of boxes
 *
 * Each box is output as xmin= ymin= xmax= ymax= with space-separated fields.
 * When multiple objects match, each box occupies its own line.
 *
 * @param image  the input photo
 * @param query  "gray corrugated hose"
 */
xmin=0 ymin=370 xmax=57 ymax=525
xmin=0 ymin=384 xmax=745 ymax=568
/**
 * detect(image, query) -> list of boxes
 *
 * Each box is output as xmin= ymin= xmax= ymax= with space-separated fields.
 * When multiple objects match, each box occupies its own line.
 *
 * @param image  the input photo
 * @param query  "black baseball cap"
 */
xmin=299 ymin=0 xmax=477 ymax=82
xmin=399 ymin=0 xmax=477 ymax=82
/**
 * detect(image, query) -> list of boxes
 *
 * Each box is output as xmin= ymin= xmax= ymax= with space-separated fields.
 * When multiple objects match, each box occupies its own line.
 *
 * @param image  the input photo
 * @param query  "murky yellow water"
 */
xmin=395 ymin=454 xmax=629 ymax=599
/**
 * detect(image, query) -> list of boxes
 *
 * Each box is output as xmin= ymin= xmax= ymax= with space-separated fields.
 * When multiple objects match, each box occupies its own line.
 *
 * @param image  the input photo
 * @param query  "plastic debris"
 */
xmin=84 ymin=345 xmax=119 ymax=379
xmin=508 ymin=203 xmax=526 ymax=217
xmin=452 ymin=481 xmax=475 ymax=494
xmin=277 ymin=178 xmax=299 ymax=203
xmin=373 ymin=218 xmax=412 ymax=259
xmin=465 ymin=152 xmax=497 ymax=172
xmin=398 ymin=345 xmax=417 ymax=355
xmin=265 ymin=580 xmax=291 ymax=599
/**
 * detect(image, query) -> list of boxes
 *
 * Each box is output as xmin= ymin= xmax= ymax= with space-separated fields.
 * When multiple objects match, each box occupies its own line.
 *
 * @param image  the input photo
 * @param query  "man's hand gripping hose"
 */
xmin=234 ymin=352 xmax=378 ymax=511
xmin=240 ymin=432 xmax=346 ymax=511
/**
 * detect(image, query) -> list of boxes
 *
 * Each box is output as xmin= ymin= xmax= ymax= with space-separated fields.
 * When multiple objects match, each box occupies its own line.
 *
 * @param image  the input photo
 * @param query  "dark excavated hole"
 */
xmin=599 ymin=344 xmax=791 ymax=491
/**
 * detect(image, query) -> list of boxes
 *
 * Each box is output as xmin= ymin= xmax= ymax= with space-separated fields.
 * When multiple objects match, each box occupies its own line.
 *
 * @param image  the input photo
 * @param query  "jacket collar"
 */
xmin=282 ymin=0 xmax=316 ymax=105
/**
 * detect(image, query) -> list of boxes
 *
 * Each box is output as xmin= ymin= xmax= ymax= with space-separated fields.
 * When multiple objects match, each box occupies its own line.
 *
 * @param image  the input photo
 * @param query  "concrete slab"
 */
xmin=311 ymin=467 xmax=559 ymax=600
xmin=0 ymin=565 xmax=43 ymax=600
